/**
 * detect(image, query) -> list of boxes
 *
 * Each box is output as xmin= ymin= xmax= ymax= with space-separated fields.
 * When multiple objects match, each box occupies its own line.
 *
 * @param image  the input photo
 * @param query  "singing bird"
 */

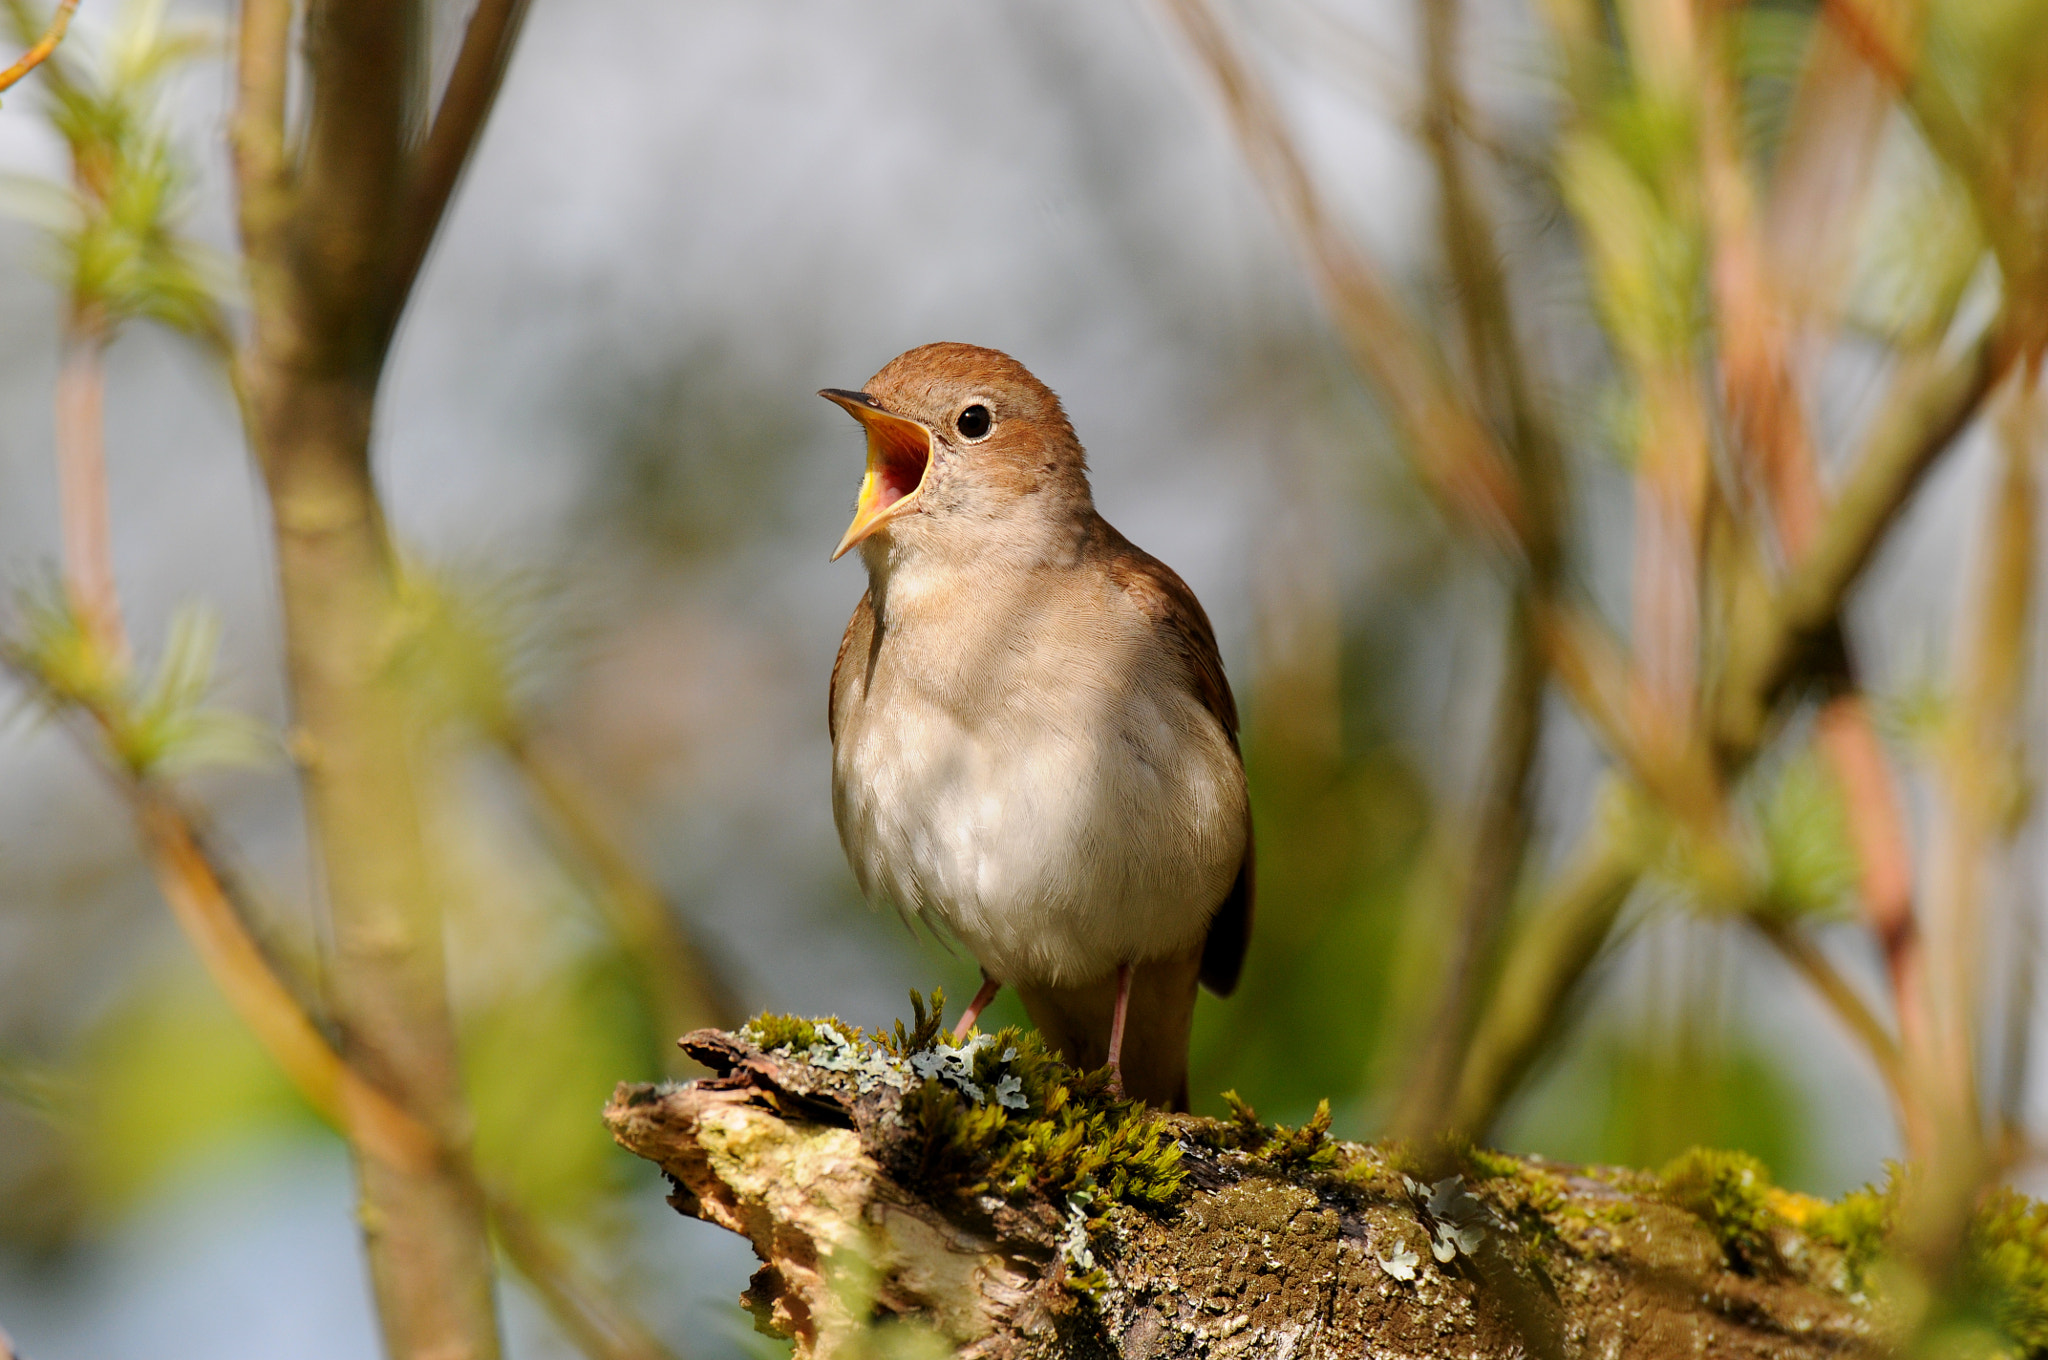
xmin=821 ymin=343 xmax=1252 ymax=1110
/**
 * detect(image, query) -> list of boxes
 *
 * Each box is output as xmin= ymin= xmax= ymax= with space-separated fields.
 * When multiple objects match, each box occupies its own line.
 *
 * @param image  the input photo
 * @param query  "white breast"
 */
xmin=831 ymin=567 xmax=1246 ymax=989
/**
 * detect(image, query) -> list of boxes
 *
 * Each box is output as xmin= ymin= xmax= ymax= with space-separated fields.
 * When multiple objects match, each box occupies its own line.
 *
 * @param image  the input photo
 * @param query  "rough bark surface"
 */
xmin=607 ymin=1029 xmax=1877 ymax=1360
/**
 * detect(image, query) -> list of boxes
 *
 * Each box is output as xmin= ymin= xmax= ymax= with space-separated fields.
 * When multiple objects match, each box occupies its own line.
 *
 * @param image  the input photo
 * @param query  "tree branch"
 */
xmin=295 ymin=0 xmax=415 ymax=368
xmin=1716 ymin=322 xmax=2014 ymax=759
xmin=1387 ymin=0 xmax=1556 ymax=1140
xmin=386 ymin=0 xmax=532 ymax=318
xmin=0 ymin=0 xmax=76 ymax=96
xmin=1695 ymin=7 xmax=1935 ymax=1163
xmin=612 ymin=1028 xmax=1873 ymax=1359
xmin=229 ymin=0 xmax=292 ymax=271
xmin=233 ymin=3 xmax=511 ymax=1352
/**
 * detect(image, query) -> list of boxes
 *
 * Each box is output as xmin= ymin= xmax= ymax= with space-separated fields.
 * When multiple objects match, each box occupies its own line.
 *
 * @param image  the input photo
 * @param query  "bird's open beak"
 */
xmin=820 ymin=388 xmax=935 ymax=561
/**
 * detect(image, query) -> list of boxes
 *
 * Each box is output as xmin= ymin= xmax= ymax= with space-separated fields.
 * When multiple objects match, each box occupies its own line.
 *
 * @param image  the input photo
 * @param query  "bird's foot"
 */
xmin=1104 ymin=961 xmax=1133 ymax=1101
xmin=952 ymin=974 xmax=1002 ymax=1040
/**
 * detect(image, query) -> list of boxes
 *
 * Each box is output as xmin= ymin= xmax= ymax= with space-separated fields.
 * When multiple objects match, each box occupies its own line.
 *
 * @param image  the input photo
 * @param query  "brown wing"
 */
xmin=829 ymin=591 xmax=876 ymax=743
xmin=1101 ymin=525 xmax=1254 ymax=997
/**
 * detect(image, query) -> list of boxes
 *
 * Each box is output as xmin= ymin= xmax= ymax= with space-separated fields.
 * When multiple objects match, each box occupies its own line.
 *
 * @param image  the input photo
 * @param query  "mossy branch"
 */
xmin=611 ymin=1022 xmax=1900 ymax=1360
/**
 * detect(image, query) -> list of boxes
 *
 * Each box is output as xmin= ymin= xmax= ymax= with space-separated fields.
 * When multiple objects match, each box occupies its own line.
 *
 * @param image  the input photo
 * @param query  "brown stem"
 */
xmin=0 ymin=0 xmax=76 ymax=95
xmin=228 ymin=0 xmax=291 ymax=277
xmin=1814 ymin=698 xmax=1930 ymax=1130
xmin=386 ymin=0 xmax=532 ymax=326
xmin=1907 ymin=373 xmax=2039 ymax=1265
xmin=1695 ymin=10 xmax=1936 ymax=1162
xmin=55 ymin=321 xmax=127 ymax=670
xmin=1391 ymin=596 xmax=1544 ymax=1138
xmin=230 ymin=0 xmax=508 ymax=1350
xmin=1415 ymin=0 xmax=1562 ymax=572
xmin=1386 ymin=0 xmax=1555 ymax=1140
xmin=1716 ymin=323 xmax=2014 ymax=758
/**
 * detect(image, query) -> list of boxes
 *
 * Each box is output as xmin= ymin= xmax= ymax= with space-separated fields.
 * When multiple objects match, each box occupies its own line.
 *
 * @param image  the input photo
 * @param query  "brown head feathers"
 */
xmin=862 ymin=343 xmax=1091 ymax=513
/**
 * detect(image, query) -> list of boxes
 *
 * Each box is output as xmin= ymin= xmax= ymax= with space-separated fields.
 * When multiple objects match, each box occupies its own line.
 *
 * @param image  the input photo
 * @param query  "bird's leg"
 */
xmin=1106 ymin=962 xmax=1132 ymax=1099
xmin=953 ymin=973 xmax=1002 ymax=1040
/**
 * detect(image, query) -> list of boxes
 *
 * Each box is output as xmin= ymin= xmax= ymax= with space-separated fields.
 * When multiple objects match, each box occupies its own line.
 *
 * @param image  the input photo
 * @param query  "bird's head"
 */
xmin=820 ymin=343 xmax=1092 ymax=564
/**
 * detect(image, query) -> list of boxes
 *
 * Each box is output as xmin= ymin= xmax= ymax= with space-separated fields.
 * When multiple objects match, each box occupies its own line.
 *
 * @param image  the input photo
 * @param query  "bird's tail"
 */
xmin=1014 ymin=952 xmax=1201 ymax=1111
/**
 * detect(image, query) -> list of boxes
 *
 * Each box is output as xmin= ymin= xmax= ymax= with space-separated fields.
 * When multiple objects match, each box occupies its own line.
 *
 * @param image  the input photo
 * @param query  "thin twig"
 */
xmin=1150 ymin=0 xmax=1526 ymax=558
xmin=504 ymin=731 xmax=741 ymax=1051
xmin=386 ymin=0 xmax=532 ymax=319
xmin=1751 ymin=918 xmax=1909 ymax=1120
xmin=1448 ymin=817 xmax=1644 ymax=1136
xmin=1695 ymin=6 xmax=1935 ymax=1160
xmin=130 ymin=783 xmax=444 ymax=1172
xmin=54 ymin=321 xmax=127 ymax=670
xmin=0 ymin=0 xmax=76 ymax=96
xmin=1389 ymin=0 xmax=1555 ymax=1137
xmin=228 ymin=0 xmax=291 ymax=269
xmin=1717 ymin=321 xmax=2015 ymax=758
xmin=488 ymin=1192 xmax=682 ymax=1360
xmin=1922 ymin=371 xmax=2036 ymax=1162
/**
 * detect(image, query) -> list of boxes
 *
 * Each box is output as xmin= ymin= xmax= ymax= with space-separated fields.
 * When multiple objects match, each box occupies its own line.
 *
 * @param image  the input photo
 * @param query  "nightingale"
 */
xmin=821 ymin=342 xmax=1252 ymax=1110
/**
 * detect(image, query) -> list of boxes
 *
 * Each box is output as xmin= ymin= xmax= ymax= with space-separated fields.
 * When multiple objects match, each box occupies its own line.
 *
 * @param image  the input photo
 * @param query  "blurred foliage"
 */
xmin=386 ymin=561 xmax=561 ymax=744
xmin=1753 ymin=751 xmax=1860 ymax=924
xmin=464 ymin=947 xmax=661 ymax=1220
xmin=576 ymin=348 xmax=817 ymax=563
xmin=1 ymin=0 xmax=226 ymax=342
xmin=69 ymin=961 xmax=318 ymax=1219
xmin=3 ymin=0 xmax=2048 ymax=1352
xmin=1501 ymin=1008 xmax=1811 ymax=1188
xmin=6 ymin=588 xmax=271 ymax=776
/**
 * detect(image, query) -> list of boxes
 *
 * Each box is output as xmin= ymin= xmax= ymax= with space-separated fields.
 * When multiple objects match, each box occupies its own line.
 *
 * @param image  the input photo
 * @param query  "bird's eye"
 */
xmin=956 ymin=404 xmax=991 ymax=440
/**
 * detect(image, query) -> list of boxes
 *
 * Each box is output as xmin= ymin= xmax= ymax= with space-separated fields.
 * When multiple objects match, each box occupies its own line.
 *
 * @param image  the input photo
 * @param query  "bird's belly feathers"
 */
xmin=833 ymin=674 xmax=1245 ymax=989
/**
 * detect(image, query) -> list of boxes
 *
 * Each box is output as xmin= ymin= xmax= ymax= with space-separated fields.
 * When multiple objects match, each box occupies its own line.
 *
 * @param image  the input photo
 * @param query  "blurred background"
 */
xmin=0 ymin=0 xmax=2041 ymax=1354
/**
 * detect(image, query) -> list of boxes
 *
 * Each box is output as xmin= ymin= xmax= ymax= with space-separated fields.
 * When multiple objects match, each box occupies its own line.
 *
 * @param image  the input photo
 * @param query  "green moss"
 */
xmin=1196 ymin=1091 xmax=1336 ymax=1172
xmin=747 ymin=997 xmax=1186 ymax=1219
xmin=881 ymin=988 xmax=947 ymax=1058
xmin=744 ymin=1012 xmax=839 ymax=1053
xmin=1462 ymin=1144 xmax=1528 ymax=1183
xmin=1805 ymin=1170 xmax=1899 ymax=1294
xmin=1658 ymin=1147 xmax=1782 ymax=1274
xmin=895 ymin=1026 xmax=1185 ymax=1211
xmin=1969 ymin=1187 xmax=2048 ymax=1357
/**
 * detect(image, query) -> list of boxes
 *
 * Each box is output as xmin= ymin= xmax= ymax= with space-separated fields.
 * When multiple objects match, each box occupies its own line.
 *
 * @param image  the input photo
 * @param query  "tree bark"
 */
xmin=228 ymin=0 xmax=523 ymax=1350
xmin=609 ymin=1029 xmax=1876 ymax=1360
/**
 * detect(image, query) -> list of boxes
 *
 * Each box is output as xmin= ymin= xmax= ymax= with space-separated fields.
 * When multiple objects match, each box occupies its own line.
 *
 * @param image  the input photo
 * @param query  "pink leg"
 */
xmin=953 ymin=973 xmax=1002 ymax=1040
xmin=1106 ymin=963 xmax=1132 ymax=1099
